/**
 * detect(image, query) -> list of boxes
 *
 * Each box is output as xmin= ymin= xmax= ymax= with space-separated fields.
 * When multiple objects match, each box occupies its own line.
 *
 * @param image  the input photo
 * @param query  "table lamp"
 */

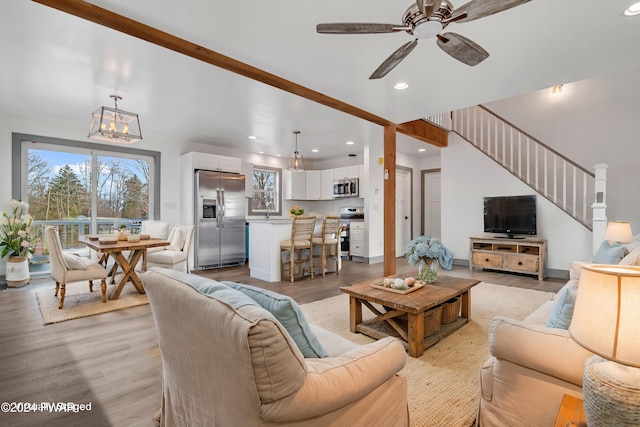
xmin=604 ymin=220 xmax=634 ymax=244
xmin=569 ymin=264 xmax=640 ymax=426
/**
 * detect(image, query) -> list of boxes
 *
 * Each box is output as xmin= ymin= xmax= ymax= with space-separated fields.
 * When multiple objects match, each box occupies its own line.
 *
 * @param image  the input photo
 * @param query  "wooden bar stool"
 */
xmin=280 ymin=216 xmax=316 ymax=282
xmin=312 ymin=215 xmax=341 ymax=276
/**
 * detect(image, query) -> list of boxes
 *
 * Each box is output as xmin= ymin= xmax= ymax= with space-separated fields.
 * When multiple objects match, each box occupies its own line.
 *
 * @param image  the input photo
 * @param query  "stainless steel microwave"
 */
xmin=333 ymin=178 xmax=359 ymax=198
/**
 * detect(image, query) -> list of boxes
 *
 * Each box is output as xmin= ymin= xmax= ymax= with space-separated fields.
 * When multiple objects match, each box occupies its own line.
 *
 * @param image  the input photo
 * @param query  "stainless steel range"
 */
xmin=339 ymin=207 xmax=364 ymax=260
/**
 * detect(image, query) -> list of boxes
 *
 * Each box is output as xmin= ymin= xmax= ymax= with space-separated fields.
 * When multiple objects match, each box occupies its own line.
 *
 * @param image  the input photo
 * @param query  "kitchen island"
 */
xmin=247 ymin=217 xmax=340 ymax=282
xmin=247 ymin=218 xmax=292 ymax=282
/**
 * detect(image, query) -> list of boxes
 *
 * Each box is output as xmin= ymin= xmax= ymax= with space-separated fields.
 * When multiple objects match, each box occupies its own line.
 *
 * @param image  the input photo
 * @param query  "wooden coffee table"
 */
xmin=340 ymin=275 xmax=480 ymax=357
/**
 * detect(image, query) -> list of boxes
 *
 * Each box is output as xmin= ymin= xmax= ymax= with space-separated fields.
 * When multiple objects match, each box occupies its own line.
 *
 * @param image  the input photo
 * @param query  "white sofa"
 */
xmin=476 ymin=236 xmax=640 ymax=426
xmin=142 ymin=268 xmax=409 ymax=427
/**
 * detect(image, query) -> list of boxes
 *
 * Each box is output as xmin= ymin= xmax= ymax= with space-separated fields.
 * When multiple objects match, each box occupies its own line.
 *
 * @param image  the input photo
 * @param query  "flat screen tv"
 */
xmin=483 ymin=195 xmax=537 ymax=238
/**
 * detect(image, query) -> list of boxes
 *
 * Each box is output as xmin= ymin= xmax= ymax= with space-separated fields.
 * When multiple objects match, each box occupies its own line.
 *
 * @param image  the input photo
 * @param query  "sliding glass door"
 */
xmin=22 ymin=142 xmax=154 ymax=256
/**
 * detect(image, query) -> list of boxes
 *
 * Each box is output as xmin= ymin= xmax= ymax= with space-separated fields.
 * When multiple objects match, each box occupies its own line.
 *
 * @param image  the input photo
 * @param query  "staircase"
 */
xmin=427 ymin=105 xmax=595 ymax=230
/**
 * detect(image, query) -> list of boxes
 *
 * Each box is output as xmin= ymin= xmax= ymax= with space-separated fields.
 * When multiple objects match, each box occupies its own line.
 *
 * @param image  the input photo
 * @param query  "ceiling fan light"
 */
xmin=412 ymin=21 xmax=443 ymax=39
xmin=624 ymin=2 xmax=640 ymax=15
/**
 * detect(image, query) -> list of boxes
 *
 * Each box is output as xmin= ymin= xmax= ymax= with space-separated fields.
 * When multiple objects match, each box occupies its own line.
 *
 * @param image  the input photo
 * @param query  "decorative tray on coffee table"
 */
xmin=370 ymin=280 xmax=425 ymax=294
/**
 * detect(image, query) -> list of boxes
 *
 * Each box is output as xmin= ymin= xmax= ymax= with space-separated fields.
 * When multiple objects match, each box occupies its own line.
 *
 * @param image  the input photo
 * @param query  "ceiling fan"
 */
xmin=316 ymin=0 xmax=531 ymax=79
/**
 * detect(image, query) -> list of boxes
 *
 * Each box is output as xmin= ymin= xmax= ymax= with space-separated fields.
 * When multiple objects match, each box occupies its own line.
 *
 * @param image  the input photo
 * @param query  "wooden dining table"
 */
xmin=78 ymin=236 xmax=170 ymax=300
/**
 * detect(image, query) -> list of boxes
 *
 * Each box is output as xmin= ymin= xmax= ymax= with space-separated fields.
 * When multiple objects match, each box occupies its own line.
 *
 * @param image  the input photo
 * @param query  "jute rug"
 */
xmin=300 ymin=282 xmax=555 ymax=427
xmin=36 ymin=283 xmax=148 ymax=325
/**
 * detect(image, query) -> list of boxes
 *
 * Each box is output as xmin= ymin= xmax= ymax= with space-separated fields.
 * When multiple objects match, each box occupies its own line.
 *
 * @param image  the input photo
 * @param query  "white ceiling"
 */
xmin=2 ymin=0 xmax=640 ymax=162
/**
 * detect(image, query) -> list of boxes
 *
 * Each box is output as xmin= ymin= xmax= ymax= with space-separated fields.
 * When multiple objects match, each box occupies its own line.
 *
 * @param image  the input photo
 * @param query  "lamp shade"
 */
xmin=604 ymin=221 xmax=633 ymax=243
xmin=569 ymin=264 xmax=640 ymax=367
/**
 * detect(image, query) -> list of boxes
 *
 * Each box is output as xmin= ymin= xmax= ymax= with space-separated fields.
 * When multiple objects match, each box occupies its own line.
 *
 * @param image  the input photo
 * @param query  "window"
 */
xmin=249 ymin=166 xmax=281 ymax=216
xmin=12 ymin=133 xmax=160 ymax=252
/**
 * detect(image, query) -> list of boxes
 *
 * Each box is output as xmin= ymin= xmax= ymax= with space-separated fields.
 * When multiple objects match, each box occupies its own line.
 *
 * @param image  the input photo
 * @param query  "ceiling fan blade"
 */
xmin=436 ymin=32 xmax=489 ymax=66
xmin=369 ymin=39 xmax=418 ymax=80
xmin=316 ymin=23 xmax=407 ymax=34
xmin=450 ymin=0 xmax=530 ymax=23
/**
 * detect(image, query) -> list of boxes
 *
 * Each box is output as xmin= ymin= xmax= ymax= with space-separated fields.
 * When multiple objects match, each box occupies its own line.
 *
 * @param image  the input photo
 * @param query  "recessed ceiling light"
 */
xmin=346 ymin=141 xmax=355 ymax=145
xmin=394 ymin=82 xmax=409 ymax=90
xmin=276 ymin=154 xmax=281 ymax=157
xmin=259 ymin=151 xmax=264 ymax=154
xmin=248 ymin=135 xmax=257 ymax=140
xmin=418 ymin=148 xmax=426 ymax=152
xmin=312 ymin=149 xmax=319 ymax=153
xmin=624 ymin=1 xmax=640 ymax=15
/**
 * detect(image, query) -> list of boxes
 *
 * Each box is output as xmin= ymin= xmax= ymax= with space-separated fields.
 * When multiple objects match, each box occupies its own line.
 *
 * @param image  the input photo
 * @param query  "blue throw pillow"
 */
xmin=592 ymin=241 xmax=624 ymax=264
xmin=545 ymin=283 xmax=578 ymax=329
xmin=223 ymin=281 xmax=328 ymax=358
xmin=151 ymin=268 xmax=260 ymax=310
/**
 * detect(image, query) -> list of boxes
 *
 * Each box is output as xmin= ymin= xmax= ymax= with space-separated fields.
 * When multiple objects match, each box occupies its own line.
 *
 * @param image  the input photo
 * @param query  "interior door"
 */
xmin=423 ymin=170 xmax=441 ymax=239
xmin=396 ymin=169 xmax=411 ymax=256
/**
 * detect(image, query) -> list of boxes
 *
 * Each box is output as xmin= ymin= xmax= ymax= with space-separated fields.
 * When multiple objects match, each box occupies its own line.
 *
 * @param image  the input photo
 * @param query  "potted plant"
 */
xmin=0 ymin=199 xmax=36 ymax=287
xmin=404 ymin=236 xmax=452 ymax=283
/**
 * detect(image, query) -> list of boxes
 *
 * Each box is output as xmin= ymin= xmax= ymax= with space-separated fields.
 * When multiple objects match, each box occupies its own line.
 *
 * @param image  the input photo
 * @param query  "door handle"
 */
xmin=216 ymin=190 xmax=221 ymax=228
xmin=220 ymin=190 xmax=225 ymax=227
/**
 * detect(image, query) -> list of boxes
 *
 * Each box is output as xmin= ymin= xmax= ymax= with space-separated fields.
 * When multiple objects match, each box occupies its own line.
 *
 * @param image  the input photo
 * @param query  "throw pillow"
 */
xmin=545 ymin=283 xmax=578 ymax=329
xmin=619 ymin=245 xmax=640 ymax=266
xmin=223 ymin=281 xmax=328 ymax=358
xmin=169 ymin=227 xmax=187 ymax=251
xmin=63 ymin=253 xmax=88 ymax=270
xmin=592 ymin=241 xmax=624 ymax=264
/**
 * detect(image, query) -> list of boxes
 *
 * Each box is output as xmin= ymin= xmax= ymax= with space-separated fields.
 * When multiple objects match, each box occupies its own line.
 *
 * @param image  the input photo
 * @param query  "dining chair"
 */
xmin=44 ymin=226 xmax=108 ymax=309
xmin=280 ymin=216 xmax=316 ymax=283
xmin=312 ymin=215 xmax=341 ymax=277
xmin=144 ymin=224 xmax=195 ymax=273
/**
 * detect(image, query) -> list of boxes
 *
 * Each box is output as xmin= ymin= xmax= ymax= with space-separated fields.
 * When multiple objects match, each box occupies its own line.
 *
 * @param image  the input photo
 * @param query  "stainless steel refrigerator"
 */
xmin=194 ymin=169 xmax=246 ymax=269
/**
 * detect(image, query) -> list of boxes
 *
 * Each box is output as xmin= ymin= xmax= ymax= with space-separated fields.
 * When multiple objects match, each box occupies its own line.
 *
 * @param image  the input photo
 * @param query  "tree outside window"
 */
xmin=249 ymin=166 xmax=281 ymax=216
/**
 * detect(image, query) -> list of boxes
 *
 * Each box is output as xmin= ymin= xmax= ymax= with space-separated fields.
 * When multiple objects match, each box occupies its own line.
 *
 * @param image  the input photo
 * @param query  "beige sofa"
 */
xmin=142 ymin=268 xmax=409 ymax=427
xmin=476 ymin=262 xmax=594 ymax=427
xmin=477 ymin=237 xmax=640 ymax=426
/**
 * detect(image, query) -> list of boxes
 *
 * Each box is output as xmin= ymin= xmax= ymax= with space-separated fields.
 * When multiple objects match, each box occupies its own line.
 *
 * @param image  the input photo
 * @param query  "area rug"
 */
xmin=36 ymin=283 xmax=148 ymax=325
xmin=299 ymin=282 xmax=555 ymax=427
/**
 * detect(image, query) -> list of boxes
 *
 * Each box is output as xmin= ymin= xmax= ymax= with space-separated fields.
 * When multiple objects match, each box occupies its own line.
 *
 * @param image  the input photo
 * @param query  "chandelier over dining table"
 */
xmin=88 ymin=94 xmax=143 ymax=144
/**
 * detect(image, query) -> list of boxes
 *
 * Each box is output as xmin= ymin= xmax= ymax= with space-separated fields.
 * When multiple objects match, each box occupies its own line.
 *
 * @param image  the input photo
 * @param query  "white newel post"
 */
xmin=591 ymin=163 xmax=608 ymax=255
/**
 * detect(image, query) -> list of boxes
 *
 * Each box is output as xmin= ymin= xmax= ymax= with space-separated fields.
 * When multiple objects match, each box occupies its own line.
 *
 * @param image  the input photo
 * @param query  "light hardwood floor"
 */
xmin=0 ymin=259 xmax=564 ymax=427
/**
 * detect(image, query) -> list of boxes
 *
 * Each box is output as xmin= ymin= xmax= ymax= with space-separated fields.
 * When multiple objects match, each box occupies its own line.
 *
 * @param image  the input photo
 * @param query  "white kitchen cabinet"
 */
xmin=321 ymin=169 xmax=335 ymax=200
xmin=284 ymin=170 xmax=306 ymax=200
xmin=181 ymin=151 xmax=242 ymax=174
xmin=305 ymin=170 xmax=322 ymax=200
xmin=217 ymin=155 xmax=242 ymax=173
xmin=334 ymin=165 xmax=359 ymax=180
xmin=349 ymin=222 xmax=365 ymax=258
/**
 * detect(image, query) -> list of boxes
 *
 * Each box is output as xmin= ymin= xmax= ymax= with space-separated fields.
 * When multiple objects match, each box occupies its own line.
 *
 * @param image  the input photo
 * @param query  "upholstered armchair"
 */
xmin=45 ymin=226 xmax=108 ymax=309
xmin=142 ymin=268 xmax=409 ymax=427
xmin=144 ymin=224 xmax=194 ymax=273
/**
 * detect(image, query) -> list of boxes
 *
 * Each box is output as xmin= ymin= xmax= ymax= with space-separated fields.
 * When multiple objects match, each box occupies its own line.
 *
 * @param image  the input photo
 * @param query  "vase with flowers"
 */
xmin=0 ymin=200 xmax=36 ymax=287
xmin=404 ymin=236 xmax=452 ymax=283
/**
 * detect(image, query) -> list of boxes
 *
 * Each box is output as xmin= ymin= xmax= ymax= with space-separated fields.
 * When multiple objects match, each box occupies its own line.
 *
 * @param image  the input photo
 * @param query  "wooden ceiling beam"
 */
xmin=32 ymin=0 xmax=392 ymax=128
xmin=396 ymin=119 xmax=448 ymax=148
xmin=34 ymin=0 xmax=449 ymax=149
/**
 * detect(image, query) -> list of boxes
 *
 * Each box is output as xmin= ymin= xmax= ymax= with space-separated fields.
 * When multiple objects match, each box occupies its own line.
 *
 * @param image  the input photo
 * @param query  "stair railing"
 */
xmin=437 ymin=105 xmax=595 ymax=230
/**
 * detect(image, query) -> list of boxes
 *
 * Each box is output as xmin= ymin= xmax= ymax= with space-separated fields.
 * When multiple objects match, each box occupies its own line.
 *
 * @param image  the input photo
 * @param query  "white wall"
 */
xmin=484 ymin=67 xmax=640 ymax=234
xmin=442 ymin=133 xmax=593 ymax=273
